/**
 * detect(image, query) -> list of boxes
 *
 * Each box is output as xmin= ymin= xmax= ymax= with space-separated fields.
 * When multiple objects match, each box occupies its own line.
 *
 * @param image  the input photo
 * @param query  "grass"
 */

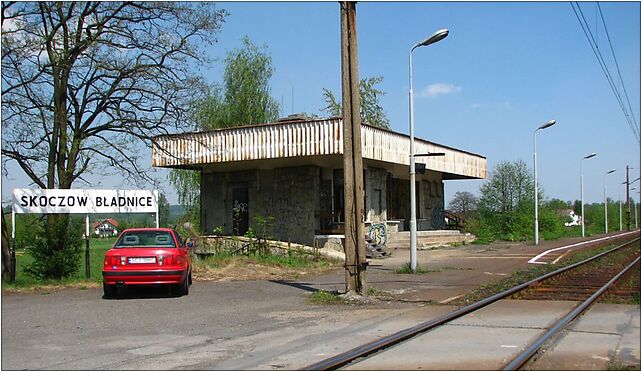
xmin=4 ymin=237 xmax=116 ymax=291
xmin=5 ymin=237 xmax=341 ymax=292
xmin=441 ymin=266 xmax=474 ymax=271
xmin=453 ymin=242 xmax=626 ymax=305
xmin=394 ymin=262 xmax=439 ymax=274
xmin=309 ymin=290 xmax=343 ymax=305
xmin=607 ymin=361 xmax=641 ymax=371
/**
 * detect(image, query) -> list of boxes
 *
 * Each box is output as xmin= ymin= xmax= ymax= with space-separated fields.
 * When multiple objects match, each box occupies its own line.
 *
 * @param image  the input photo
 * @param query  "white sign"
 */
xmin=12 ymin=188 xmax=158 ymax=214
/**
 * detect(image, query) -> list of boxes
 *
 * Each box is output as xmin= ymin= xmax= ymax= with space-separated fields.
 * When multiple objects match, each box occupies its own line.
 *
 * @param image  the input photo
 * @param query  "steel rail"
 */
xmin=301 ymin=236 xmax=640 ymax=371
xmin=503 ymin=254 xmax=641 ymax=370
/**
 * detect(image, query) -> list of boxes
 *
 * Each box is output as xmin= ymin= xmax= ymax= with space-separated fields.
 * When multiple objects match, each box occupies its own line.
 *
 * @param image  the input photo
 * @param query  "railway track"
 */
xmin=302 ymin=236 xmax=641 ymax=371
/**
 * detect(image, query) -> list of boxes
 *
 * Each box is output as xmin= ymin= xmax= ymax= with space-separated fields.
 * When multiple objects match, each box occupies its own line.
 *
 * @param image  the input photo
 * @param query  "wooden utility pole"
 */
xmin=626 ymin=165 xmax=631 ymax=231
xmin=340 ymin=1 xmax=367 ymax=295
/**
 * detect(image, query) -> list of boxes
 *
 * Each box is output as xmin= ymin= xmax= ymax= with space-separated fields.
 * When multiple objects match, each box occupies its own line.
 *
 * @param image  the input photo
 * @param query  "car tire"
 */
xmin=188 ymin=270 xmax=193 ymax=285
xmin=180 ymin=273 xmax=189 ymax=296
xmin=103 ymin=282 xmax=117 ymax=299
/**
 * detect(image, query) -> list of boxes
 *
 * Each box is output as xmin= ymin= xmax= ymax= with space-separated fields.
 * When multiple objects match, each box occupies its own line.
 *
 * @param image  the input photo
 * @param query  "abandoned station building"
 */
xmin=152 ymin=116 xmax=486 ymax=248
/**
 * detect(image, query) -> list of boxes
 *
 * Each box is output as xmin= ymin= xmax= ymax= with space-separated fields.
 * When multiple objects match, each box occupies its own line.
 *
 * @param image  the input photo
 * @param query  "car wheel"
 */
xmin=103 ymin=282 xmax=117 ymax=299
xmin=188 ymin=270 xmax=193 ymax=285
xmin=181 ymin=273 xmax=189 ymax=296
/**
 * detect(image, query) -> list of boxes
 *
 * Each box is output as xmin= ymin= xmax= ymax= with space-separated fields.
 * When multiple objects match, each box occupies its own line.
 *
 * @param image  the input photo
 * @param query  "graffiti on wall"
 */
xmin=368 ymin=223 xmax=387 ymax=246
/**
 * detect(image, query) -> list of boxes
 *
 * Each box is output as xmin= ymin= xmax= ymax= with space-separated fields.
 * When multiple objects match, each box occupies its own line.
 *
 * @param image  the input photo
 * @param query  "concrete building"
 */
xmin=152 ymin=116 xmax=486 ymax=247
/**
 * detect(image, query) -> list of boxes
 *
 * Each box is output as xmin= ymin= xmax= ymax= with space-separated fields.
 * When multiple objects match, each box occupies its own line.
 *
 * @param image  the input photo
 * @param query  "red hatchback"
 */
xmin=102 ymin=228 xmax=192 ymax=298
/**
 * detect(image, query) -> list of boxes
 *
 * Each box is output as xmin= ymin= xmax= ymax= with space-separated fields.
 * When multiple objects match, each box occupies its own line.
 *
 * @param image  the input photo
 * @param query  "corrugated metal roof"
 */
xmin=152 ymin=117 xmax=486 ymax=179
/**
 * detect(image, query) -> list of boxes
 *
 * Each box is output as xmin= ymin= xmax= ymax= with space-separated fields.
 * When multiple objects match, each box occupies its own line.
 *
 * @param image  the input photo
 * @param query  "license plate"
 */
xmin=128 ymin=257 xmax=156 ymax=264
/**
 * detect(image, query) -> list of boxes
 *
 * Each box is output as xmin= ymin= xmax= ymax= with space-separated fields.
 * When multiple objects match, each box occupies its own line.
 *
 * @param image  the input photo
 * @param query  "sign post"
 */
xmin=85 ymin=214 xmax=90 ymax=278
xmin=11 ymin=189 xmax=159 ymax=280
xmin=10 ymin=208 xmax=16 ymax=283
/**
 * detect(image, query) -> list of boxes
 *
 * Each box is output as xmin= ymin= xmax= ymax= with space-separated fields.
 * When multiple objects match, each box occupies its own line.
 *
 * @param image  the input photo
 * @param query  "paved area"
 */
xmin=345 ymin=300 xmax=640 ymax=370
xmin=311 ymin=231 xmax=640 ymax=303
xmin=1 ymin=231 xmax=639 ymax=370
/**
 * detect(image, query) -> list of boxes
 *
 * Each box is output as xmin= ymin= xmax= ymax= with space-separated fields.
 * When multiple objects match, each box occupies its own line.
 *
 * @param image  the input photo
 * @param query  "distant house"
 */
xmin=93 ymin=219 xmax=119 ymax=237
xmin=562 ymin=209 xmax=581 ymax=227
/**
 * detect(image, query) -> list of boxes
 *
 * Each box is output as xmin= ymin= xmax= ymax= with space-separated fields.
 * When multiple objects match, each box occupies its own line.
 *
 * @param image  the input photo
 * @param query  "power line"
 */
xmin=574 ymin=3 xmax=639 ymax=139
xmin=597 ymin=3 xmax=640 ymax=136
xmin=570 ymin=2 xmax=640 ymax=143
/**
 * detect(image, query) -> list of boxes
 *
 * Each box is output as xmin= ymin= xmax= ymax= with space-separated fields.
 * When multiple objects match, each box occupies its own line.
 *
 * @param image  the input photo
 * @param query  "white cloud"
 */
xmin=419 ymin=83 xmax=462 ymax=98
xmin=470 ymin=101 xmax=513 ymax=110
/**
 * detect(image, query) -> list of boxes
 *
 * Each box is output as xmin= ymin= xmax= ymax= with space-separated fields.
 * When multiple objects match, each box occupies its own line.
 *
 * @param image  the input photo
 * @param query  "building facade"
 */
xmin=93 ymin=218 xmax=119 ymax=237
xmin=152 ymin=117 xmax=486 ymax=246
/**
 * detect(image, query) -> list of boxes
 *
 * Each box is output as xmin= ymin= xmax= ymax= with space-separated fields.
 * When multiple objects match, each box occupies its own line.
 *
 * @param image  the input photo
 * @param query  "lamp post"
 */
xmin=633 ymin=187 xmax=639 ymax=228
xmin=533 ymin=119 xmax=556 ymax=245
xmin=604 ymin=169 xmax=616 ymax=234
xmin=633 ymin=191 xmax=640 ymax=229
xmin=620 ymin=181 xmax=626 ymax=231
xmin=580 ymin=152 xmax=597 ymax=237
xmin=631 ymin=177 xmax=640 ymax=229
xmin=408 ymin=28 xmax=449 ymax=273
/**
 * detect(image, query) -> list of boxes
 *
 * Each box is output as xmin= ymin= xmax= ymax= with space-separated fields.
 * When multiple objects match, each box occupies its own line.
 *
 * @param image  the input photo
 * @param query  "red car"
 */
xmin=102 ymin=228 xmax=192 ymax=298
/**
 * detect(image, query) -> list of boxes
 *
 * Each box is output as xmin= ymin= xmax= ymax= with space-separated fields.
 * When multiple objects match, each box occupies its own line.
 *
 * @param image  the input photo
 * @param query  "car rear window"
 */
xmin=114 ymin=231 xmax=176 ymax=248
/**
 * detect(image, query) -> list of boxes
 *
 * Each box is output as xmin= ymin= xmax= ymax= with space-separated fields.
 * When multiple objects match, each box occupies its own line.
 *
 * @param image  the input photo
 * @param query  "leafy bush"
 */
xmin=25 ymin=217 xmax=83 ymax=280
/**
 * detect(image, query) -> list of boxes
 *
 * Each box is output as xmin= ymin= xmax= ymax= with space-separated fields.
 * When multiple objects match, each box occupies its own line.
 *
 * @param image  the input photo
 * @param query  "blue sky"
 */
xmin=2 ymin=1 xmax=640 ymax=206
xmin=202 ymin=1 xmax=640 ymax=205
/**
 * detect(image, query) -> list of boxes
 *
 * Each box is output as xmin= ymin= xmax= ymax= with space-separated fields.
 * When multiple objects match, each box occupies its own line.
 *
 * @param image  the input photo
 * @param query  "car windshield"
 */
xmin=114 ymin=231 xmax=176 ymax=248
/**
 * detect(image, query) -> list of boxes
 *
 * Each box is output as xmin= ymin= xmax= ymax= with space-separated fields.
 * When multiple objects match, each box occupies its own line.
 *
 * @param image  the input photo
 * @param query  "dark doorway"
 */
xmin=232 ymin=187 xmax=249 ymax=235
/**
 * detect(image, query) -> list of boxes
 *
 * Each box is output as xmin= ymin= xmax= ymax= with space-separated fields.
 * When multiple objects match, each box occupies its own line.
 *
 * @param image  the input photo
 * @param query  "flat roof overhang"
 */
xmin=152 ymin=118 xmax=486 ymax=180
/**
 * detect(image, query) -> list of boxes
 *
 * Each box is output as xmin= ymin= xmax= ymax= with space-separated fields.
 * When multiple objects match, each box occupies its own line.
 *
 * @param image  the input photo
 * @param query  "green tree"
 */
xmin=158 ymin=193 xmax=170 ymax=228
xmin=322 ymin=76 xmax=390 ymax=129
xmin=539 ymin=199 xmax=571 ymax=238
xmin=1 ymin=2 xmax=226 ymax=278
xmin=169 ymin=37 xmax=280 ymax=231
xmin=476 ymin=160 xmax=536 ymax=241
xmin=447 ymin=191 xmax=478 ymax=217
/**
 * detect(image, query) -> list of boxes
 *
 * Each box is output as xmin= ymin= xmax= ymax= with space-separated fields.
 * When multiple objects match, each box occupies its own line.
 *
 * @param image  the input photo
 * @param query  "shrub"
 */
xmin=25 ymin=217 xmax=83 ymax=280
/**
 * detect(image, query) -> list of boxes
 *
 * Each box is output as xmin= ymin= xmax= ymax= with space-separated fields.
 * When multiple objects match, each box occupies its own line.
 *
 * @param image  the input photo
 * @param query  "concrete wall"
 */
xmin=365 ymin=167 xmax=388 ymax=223
xmin=200 ymin=164 xmax=445 ymax=246
xmin=201 ymin=166 xmax=319 ymax=245
xmin=267 ymin=166 xmax=319 ymax=245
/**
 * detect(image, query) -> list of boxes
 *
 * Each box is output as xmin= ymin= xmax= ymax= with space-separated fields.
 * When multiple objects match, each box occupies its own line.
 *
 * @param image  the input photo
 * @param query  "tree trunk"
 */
xmin=1 ymin=212 xmax=12 ymax=282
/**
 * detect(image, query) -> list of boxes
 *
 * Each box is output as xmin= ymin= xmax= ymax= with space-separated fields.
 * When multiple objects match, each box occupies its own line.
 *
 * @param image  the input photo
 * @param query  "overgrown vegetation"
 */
xmin=4 ymin=238 xmax=114 ymax=291
xmin=449 ymin=160 xmax=641 ymax=244
xmin=25 ymin=218 xmax=83 ymax=280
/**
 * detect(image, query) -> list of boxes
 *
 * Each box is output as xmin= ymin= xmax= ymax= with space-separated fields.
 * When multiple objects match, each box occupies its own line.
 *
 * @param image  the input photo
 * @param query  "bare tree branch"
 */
xmin=2 ymin=1 xmax=227 ymax=191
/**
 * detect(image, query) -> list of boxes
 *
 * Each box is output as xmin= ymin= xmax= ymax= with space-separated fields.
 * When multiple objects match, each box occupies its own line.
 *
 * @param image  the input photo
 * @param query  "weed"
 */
xmin=441 ymin=266 xmax=474 ymax=271
xmin=607 ymin=361 xmax=641 ymax=371
xmin=309 ymin=290 xmax=343 ymax=305
xmin=395 ymin=262 xmax=437 ymax=274
xmin=367 ymin=287 xmax=385 ymax=296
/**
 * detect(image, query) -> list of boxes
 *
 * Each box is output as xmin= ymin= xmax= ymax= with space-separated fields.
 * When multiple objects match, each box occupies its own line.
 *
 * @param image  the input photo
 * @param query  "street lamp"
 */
xmin=604 ymin=169 xmax=616 ymax=234
xmin=580 ymin=152 xmax=597 ymax=237
xmin=533 ymin=119 xmax=556 ymax=245
xmin=633 ymin=187 xmax=639 ymax=228
xmin=620 ymin=181 xmax=627 ymax=231
xmin=409 ymin=28 xmax=449 ymax=273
